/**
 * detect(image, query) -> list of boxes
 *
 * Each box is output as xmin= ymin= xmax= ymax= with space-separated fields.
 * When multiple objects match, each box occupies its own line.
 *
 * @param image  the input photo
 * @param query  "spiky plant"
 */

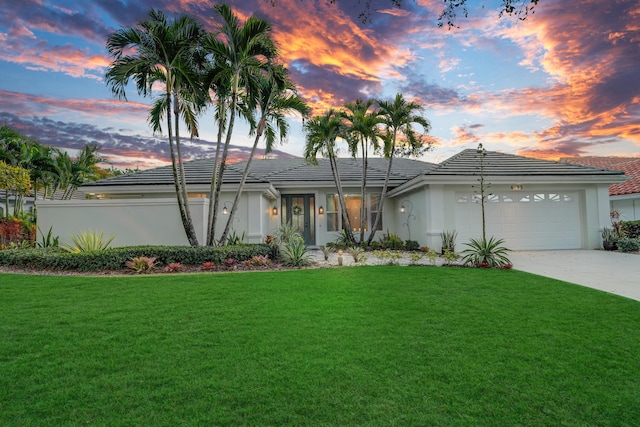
xmin=461 ymin=236 xmax=511 ymax=268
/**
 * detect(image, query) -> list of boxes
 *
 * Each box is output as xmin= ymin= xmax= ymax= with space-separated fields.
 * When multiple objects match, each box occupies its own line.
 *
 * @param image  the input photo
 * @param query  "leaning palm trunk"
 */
xmin=206 ymin=102 xmax=226 ymax=245
xmin=166 ymin=93 xmax=199 ymax=246
xmin=172 ymin=91 xmax=199 ymax=246
xmin=211 ymin=90 xmax=239 ymax=246
xmin=359 ymin=138 xmax=368 ymax=243
xmin=329 ymin=154 xmax=356 ymax=244
xmin=219 ymin=117 xmax=265 ymax=245
xmin=367 ymin=132 xmax=396 ymax=244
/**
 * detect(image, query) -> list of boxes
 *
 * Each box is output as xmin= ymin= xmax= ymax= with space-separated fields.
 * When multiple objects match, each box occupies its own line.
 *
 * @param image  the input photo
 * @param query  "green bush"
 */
xmin=616 ymin=237 xmax=640 ymax=253
xmin=404 ymin=240 xmax=420 ymax=251
xmin=621 ymin=220 xmax=640 ymax=239
xmin=0 ymin=244 xmax=277 ymax=272
xmin=381 ymin=231 xmax=403 ymax=249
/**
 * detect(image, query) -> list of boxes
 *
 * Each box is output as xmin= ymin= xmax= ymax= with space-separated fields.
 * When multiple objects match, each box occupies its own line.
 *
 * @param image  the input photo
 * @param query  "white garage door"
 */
xmin=454 ymin=191 xmax=582 ymax=250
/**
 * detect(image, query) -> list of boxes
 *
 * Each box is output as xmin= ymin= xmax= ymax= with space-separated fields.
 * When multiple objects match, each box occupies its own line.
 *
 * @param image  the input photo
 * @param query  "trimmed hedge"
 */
xmin=0 ymin=244 xmax=279 ymax=272
xmin=621 ymin=220 xmax=640 ymax=239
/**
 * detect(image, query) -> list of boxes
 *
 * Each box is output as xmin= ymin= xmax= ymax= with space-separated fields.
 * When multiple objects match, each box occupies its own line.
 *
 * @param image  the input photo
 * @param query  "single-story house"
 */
xmin=35 ymin=149 xmax=626 ymax=250
xmin=561 ymin=157 xmax=640 ymax=221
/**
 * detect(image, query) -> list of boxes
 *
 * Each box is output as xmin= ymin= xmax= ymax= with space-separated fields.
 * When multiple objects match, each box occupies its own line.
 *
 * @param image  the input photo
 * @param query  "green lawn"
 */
xmin=1 ymin=267 xmax=639 ymax=426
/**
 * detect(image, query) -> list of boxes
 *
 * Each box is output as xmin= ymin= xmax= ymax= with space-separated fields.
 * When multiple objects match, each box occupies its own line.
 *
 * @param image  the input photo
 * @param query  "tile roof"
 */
xmin=430 ymin=149 xmax=626 ymax=177
xmin=83 ymin=157 xmax=436 ymax=188
xmin=561 ymin=156 xmax=640 ymax=196
xmin=82 ymin=149 xmax=625 ymax=192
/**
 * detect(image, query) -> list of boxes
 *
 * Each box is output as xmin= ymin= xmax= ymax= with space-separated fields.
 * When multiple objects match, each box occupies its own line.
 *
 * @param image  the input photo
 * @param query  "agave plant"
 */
xmin=61 ymin=230 xmax=115 ymax=253
xmin=461 ymin=236 xmax=511 ymax=268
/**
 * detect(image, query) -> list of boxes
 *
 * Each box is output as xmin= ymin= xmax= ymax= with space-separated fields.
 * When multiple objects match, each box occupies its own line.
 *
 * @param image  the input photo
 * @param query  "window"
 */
xmin=326 ymin=194 xmax=382 ymax=232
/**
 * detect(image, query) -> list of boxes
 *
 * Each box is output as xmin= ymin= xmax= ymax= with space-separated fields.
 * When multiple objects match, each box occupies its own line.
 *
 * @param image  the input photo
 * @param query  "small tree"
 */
xmin=0 ymin=161 xmax=31 ymax=217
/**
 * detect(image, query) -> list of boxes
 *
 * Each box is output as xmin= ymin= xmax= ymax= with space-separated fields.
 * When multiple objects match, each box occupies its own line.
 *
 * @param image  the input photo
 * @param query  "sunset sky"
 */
xmin=1 ymin=0 xmax=638 ymax=169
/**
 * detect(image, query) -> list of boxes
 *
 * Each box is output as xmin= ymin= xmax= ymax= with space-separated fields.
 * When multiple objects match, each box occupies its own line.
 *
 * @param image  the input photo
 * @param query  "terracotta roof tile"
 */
xmin=561 ymin=157 xmax=640 ymax=196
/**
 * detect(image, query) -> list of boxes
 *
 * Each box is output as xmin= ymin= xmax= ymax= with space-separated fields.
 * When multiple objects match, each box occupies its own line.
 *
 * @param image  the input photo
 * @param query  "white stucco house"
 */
xmin=35 ymin=149 xmax=626 ymax=251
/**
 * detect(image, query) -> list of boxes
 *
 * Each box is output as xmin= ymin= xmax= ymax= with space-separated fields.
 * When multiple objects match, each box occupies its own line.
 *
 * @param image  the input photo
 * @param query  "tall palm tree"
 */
xmin=367 ymin=93 xmax=431 ymax=244
xmin=219 ymin=64 xmax=309 ymax=245
xmin=105 ymin=9 xmax=205 ymax=246
xmin=61 ymin=144 xmax=103 ymax=200
xmin=202 ymin=3 xmax=277 ymax=246
xmin=342 ymin=99 xmax=381 ymax=243
xmin=304 ymin=110 xmax=356 ymax=244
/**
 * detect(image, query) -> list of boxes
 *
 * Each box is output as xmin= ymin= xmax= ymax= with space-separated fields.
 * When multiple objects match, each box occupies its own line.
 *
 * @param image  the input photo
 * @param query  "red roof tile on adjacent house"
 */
xmin=561 ymin=157 xmax=640 ymax=196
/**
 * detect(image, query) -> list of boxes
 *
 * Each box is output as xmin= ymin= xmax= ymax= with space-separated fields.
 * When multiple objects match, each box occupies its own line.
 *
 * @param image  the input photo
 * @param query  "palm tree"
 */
xmin=342 ymin=99 xmax=381 ymax=243
xmin=304 ymin=110 xmax=356 ymax=244
xmin=105 ymin=9 xmax=205 ymax=246
xmin=367 ymin=94 xmax=431 ymax=244
xmin=60 ymin=144 xmax=103 ymax=200
xmin=202 ymin=3 xmax=277 ymax=246
xmin=219 ymin=64 xmax=309 ymax=245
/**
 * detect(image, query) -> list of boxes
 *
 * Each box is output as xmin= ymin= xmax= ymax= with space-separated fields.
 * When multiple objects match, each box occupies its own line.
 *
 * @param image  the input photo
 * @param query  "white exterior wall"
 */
xmin=36 ymin=191 xmax=277 ymax=247
xmin=611 ymin=196 xmax=640 ymax=221
xmin=36 ymin=198 xmax=207 ymax=247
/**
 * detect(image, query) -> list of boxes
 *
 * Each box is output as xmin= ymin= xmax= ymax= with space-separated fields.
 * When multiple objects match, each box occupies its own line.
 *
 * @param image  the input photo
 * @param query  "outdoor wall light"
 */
xmin=318 ymin=206 xmax=324 ymax=215
xmin=272 ymin=206 xmax=278 ymax=216
xmin=222 ymin=206 xmax=228 ymax=215
xmin=400 ymin=205 xmax=406 ymax=214
xmin=511 ymin=184 xmax=523 ymax=191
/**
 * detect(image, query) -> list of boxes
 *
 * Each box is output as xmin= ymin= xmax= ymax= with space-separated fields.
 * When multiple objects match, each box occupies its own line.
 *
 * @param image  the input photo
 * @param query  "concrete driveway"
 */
xmin=509 ymin=250 xmax=640 ymax=302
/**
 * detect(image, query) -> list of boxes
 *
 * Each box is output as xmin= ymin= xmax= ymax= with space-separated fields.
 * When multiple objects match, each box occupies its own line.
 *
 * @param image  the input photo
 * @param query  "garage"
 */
xmin=454 ymin=191 xmax=583 ymax=250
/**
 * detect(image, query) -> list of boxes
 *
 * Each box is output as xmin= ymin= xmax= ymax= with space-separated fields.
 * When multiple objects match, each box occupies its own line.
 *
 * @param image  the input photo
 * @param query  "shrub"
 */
xmin=225 ymin=230 xmax=245 ymax=246
xmin=404 ymin=240 xmax=420 ymax=251
xmin=348 ymin=247 xmax=367 ymax=264
xmin=282 ymin=239 xmax=312 ymax=267
xmin=616 ymin=237 xmax=640 ymax=253
xmin=250 ymin=255 xmax=272 ymax=266
xmin=621 ymin=220 xmax=640 ymax=239
xmin=320 ymin=246 xmax=332 ymax=261
xmin=61 ymin=230 xmax=115 ymax=253
xmin=0 ymin=217 xmax=34 ymax=247
xmin=37 ymin=226 xmax=59 ymax=248
xmin=424 ymin=248 xmax=439 ymax=265
xmin=165 ymin=262 xmax=183 ymax=273
xmin=441 ymin=230 xmax=457 ymax=252
xmin=461 ymin=236 xmax=512 ymax=268
xmin=380 ymin=231 xmax=403 ymax=249
xmin=202 ymin=261 xmax=215 ymax=270
xmin=0 ymin=244 xmax=275 ymax=272
xmin=126 ymin=256 xmax=156 ymax=274
xmin=409 ymin=251 xmax=423 ymax=264
xmin=442 ymin=249 xmax=460 ymax=265
xmin=224 ymin=258 xmax=237 ymax=268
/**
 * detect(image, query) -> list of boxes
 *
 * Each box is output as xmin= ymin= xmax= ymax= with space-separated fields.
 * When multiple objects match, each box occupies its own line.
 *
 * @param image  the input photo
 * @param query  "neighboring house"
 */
xmin=36 ymin=149 xmax=625 ymax=250
xmin=561 ymin=157 xmax=640 ymax=221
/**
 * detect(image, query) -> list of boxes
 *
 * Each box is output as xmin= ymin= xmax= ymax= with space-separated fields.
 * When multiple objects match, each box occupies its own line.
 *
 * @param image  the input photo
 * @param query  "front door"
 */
xmin=282 ymin=194 xmax=315 ymax=245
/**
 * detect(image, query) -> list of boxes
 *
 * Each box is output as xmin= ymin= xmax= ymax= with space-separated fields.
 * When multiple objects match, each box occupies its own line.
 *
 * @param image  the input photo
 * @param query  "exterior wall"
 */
xmin=36 ymin=190 xmax=277 ymax=247
xmin=611 ymin=196 xmax=640 ymax=221
xmin=36 ymin=198 xmax=206 ymax=247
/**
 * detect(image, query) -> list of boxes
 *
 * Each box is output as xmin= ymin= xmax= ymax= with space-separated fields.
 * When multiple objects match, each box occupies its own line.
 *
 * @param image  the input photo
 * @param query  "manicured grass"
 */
xmin=1 ymin=267 xmax=639 ymax=426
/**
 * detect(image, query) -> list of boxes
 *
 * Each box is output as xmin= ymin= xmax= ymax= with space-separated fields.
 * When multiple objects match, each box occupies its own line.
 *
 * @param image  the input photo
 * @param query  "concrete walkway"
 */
xmin=509 ymin=250 xmax=640 ymax=302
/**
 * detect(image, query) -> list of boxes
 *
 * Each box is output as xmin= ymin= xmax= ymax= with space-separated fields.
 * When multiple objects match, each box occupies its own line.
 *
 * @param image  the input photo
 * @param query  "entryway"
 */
xmin=281 ymin=194 xmax=316 ymax=245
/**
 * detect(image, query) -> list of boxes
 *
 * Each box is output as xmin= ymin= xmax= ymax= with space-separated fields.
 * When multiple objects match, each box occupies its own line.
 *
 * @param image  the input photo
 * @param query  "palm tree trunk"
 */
xmin=166 ymin=92 xmax=198 ymax=246
xmin=367 ymin=131 xmax=396 ymax=244
xmin=172 ymin=91 xmax=199 ymax=246
xmin=206 ymin=101 xmax=226 ymax=245
xmin=212 ymin=88 xmax=239 ymax=246
xmin=329 ymin=154 xmax=355 ymax=244
xmin=360 ymin=138 xmax=368 ymax=243
xmin=219 ymin=116 xmax=265 ymax=244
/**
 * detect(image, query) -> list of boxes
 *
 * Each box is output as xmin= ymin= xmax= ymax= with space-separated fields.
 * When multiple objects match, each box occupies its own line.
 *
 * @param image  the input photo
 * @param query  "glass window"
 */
xmin=325 ymin=193 xmax=382 ymax=232
xmin=549 ymin=193 xmax=560 ymax=202
xmin=534 ymin=193 xmax=545 ymax=202
xmin=457 ymin=195 xmax=468 ymax=203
